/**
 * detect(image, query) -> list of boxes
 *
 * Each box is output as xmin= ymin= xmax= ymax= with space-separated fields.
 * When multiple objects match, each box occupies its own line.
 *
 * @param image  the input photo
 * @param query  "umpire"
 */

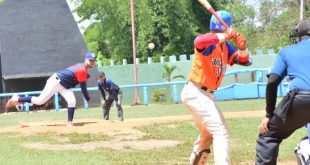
xmin=256 ymin=19 xmax=310 ymax=164
xmin=97 ymin=72 xmax=124 ymax=121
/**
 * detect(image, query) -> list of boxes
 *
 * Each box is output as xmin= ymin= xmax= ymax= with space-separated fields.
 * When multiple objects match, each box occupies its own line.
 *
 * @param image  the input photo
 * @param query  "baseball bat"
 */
xmin=197 ymin=0 xmax=230 ymax=29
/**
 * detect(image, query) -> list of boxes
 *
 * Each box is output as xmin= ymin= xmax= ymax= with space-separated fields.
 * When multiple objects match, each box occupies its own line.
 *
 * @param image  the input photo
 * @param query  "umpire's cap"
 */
xmin=296 ymin=19 xmax=310 ymax=37
xmin=98 ymin=72 xmax=105 ymax=77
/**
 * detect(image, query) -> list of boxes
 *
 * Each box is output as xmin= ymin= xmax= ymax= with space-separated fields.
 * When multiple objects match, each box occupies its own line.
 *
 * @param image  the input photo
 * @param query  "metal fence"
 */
xmin=1 ymin=68 xmax=288 ymax=112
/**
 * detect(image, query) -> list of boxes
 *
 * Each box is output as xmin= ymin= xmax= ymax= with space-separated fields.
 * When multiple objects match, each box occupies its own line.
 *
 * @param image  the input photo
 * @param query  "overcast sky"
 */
xmin=66 ymin=0 xmax=92 ymax=33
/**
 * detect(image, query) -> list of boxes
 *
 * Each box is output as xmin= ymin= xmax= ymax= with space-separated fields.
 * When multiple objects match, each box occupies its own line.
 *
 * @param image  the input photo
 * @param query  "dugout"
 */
xmin=0 ymin=0 xmax=100 ymax=112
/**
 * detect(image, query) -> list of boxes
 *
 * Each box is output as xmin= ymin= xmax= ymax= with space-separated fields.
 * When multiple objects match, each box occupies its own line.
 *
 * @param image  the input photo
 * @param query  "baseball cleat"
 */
xmin=5 ymin=94 xmax=20 ymax=109
xmin=67 ymin=121 xmax=73 ymax=127
xmin=191 ymin=149 xmax=211 ymax=165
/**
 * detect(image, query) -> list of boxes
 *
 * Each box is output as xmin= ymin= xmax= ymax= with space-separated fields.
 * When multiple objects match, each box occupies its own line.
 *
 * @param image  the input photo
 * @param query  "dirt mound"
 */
xmin=0 ymin=110 xmax=264 ymax=135
xmin=23 ymin=140 xmax=181 ymax=151
xmin=0 ymin=110 xmax=264 ymax=151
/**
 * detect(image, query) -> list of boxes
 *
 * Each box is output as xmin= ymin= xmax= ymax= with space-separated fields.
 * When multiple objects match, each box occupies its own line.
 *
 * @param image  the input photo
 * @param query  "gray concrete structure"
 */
xmin=0 ymin=0 xmax=99 ymax=109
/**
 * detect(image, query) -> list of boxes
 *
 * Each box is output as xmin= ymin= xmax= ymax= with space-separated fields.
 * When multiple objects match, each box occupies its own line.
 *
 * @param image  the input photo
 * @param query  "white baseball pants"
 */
xmin=181 ymin=81 xmax=230 ymax=165
xmin=31 ymin=73 xmax=76 ymax=108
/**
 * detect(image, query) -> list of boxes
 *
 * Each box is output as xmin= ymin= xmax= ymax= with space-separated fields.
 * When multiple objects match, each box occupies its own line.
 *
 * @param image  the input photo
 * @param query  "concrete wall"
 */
xmin=96 ymin=54 xmax=277 ymax=104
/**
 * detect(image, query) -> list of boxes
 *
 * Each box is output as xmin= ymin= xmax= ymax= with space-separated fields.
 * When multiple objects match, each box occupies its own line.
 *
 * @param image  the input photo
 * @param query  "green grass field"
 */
xmin=0 ymin=99 xmax=266 ymax=127
xmin=0 ymin=99 xmax=305 ymax=165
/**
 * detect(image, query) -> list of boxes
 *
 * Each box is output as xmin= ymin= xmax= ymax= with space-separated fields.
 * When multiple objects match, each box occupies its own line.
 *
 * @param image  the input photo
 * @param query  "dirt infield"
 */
xmin=0 ymin=110 xmax=264 ymax=151
xmin=0 ymin=110 xmax=265 ymax=135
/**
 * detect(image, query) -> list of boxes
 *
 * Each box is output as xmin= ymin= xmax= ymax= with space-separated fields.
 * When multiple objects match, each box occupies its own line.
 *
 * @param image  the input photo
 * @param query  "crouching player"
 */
xmin=97 ymin=72 xmax=124 ymax=121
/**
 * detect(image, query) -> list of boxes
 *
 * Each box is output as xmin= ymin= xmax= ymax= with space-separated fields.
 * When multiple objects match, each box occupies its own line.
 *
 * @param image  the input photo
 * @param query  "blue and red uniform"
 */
xmin=57 ymin=63 xmax=90 ymax=100
xmin=5 ymin=52 xmax=96 ymax=126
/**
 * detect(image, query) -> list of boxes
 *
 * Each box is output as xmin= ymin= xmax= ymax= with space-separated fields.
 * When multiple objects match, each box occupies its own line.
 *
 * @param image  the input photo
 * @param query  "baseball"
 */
xmin=148 ymin=42 xmax=155 ymax=49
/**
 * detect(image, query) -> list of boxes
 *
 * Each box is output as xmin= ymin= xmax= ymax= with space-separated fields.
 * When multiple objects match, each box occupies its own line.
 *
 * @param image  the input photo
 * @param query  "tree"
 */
xmin=73 ymin=0 xmax=228 ymax=63
xmin=75 ymin=0 xmax=132 ymax=64
xmin=83 ymin=22 xmax=110 ymax=65
xmin=162 ymin=64 xmax=185 ymax=82
xmin=75 ymin=0 xmax=308 ymax=59
xmin=252 ymin=0 xmax=305 ymax=51
xmin=223 ymin=0 xmax=257 ymax=50
xmin=258 ymin=0 xmax=279 ymax=27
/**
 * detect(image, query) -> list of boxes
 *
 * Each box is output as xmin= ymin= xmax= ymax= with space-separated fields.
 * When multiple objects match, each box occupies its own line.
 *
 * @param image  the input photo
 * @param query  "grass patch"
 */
xmin=217 ymin=99 xmax=266 ymax=112
xmin=1 ymin=100 xmax=297 ymax=164
xmin=0 ymin=117 xmax=305 ymax=164
xmin=37 ymin=132 xmax=110 ymax=144
xmin=0 ymin=99 xmax=266 ymax=128
xmin=136 ymin=117 xmax=306 ymax=164
xmin=12 ymin=132 xmax=110 ymax=145
xmin=65 ymin=132 xmax=109 ymax=144
xmin=136 ymin=122 xmax=196 ymax=140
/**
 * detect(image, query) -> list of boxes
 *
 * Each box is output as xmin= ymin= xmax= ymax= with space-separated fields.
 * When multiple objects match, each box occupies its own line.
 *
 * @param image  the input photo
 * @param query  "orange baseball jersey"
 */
xmin=188 ymin=42 xmax=238 ymax=90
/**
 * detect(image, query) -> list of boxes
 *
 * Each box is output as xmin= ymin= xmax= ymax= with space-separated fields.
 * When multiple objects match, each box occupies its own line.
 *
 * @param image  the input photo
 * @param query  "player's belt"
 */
xmin=187 ymin=81 xmax=214 ymax=94
xmin=55 ymin=75 xmax=68 ymax=88
xmin=201 ymin=86 xmax=214 ymax=94
xmin=55 ymin=76 xmax=60 ymax=81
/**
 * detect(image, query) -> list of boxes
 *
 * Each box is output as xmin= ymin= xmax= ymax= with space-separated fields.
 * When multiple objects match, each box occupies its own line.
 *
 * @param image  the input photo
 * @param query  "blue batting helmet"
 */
xmin=210 ymin=10 xmax=233 ymax=31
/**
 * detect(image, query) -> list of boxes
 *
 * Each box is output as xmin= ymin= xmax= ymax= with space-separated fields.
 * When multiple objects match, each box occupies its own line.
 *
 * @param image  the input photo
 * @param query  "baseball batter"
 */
xmin=5 ymin=52 xmax=96 ymax=126
xmin=181 ymin=11 xmax=251 ymax=165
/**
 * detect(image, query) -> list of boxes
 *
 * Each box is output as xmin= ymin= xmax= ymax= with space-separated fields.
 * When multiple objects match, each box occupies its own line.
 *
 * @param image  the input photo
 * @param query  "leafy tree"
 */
xmin=224 ymin=0 xmax=257 ymax=50
xmin=252 ymin=0 xmax=307 ymax=51
xmin=143 ymin=0 xmax=200 ymax=61
xmin=75 ymin=0 xmax=132 ymax=64
xmin=162 ymin=64 xmax=185 ymax=82
xmin=161 ymin=64 xmax=185 ymax=103
xmin=72 ymin=0 xmax=227 ymax=63
xmin=73 ymin=0 xmax=309 ymax=59
xmin=258 ymin=0 xmax=279 ymax=27
xmin=83 ymin=23 xmax=111 ymax=65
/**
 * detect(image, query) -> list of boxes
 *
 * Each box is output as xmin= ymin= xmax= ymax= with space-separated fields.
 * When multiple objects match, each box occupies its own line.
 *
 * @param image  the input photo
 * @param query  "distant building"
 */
xmin=0 ymin=0 xmax=99 ymax=109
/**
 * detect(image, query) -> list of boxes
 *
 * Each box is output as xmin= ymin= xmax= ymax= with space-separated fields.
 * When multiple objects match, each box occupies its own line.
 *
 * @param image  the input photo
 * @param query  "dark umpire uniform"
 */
xmin=98 ymin=72 xmax=124 ymax=121
xmin=256 ymin=19 xmax=310 ymax=165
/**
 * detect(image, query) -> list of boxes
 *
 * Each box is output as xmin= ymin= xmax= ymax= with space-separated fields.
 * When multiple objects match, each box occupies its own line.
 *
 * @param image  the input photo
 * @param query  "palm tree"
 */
xmin=161 ymin=64 xmax=185 ymax=103
xmin=162 ymin=64 xmax=185 ymax=82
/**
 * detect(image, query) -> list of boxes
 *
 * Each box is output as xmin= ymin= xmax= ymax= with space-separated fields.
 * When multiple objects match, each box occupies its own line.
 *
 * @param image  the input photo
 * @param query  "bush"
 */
xmin=151 ymin=89 xmax=166 ymax=102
